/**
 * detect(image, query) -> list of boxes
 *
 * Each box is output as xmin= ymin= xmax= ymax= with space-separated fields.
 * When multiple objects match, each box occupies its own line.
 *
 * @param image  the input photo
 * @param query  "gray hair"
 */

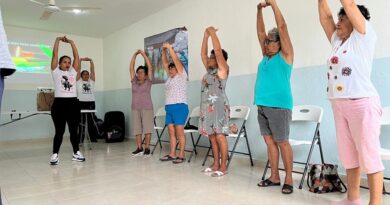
xmin=267 ymin=28 xmax=280 ymax=42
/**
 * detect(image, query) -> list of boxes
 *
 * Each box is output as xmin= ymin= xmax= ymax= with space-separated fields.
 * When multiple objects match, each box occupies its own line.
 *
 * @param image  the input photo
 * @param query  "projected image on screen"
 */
xmin=8 ymin=41 xmax=52 ymax=74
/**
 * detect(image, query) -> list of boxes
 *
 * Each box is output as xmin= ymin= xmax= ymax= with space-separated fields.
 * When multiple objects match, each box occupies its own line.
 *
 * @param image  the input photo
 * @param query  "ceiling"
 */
xmin=0 ymin=0 xmax=182 ymax=38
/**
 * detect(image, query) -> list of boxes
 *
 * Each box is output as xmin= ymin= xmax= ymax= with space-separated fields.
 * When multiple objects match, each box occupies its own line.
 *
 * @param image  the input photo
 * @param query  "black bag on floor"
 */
xmin=104 ymin=111 xmax=125 ymax=143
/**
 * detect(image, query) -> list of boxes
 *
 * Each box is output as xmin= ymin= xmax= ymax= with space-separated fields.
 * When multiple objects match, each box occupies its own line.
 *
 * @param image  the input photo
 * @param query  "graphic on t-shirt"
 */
xmin=61 ymin=76 xmax=73 ymax=91
xmin=82 ymin=83 xmax=92 ymax=94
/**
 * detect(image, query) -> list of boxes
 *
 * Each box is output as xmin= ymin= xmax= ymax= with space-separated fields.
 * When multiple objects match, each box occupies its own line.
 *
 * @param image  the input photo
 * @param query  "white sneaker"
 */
xmin=72 ymin=151 xmax=86 ymax=162
xmin=50 ymin=153 xmax=59 ymax=165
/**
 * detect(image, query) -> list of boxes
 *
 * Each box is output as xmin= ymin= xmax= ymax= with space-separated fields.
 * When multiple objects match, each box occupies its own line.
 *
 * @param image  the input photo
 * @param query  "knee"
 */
xmin=263 ymin=136 xmax=276 ymax=147
xmin=277 ymin=140 xmax=290 ymax=147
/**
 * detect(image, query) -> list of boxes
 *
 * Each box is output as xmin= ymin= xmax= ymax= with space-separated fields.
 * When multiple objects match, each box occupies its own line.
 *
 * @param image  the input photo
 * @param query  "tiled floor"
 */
xmin=0 ymin=138 xmax=389 ymax=205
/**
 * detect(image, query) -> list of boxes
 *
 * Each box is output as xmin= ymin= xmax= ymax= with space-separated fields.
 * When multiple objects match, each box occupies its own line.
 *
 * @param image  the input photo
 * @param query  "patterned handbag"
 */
xmin=307 ymin=164 xmax=347 ymax=194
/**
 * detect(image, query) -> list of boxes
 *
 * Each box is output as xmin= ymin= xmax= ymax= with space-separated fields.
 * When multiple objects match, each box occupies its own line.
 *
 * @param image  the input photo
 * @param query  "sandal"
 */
xmin=257 ymin=179 xmax=281 ymax=187
xmin=172 ymin=157 xmax=186 ymax=164
xmin=159 ymin=155 xmax=175 ymax=161
xmin=201 ymin=167 xmax=215 ymax=173
xmin=282 ymin=184 xmax=294 ymax=194
xmin=211 ymin=171 xmax=227 ymax=177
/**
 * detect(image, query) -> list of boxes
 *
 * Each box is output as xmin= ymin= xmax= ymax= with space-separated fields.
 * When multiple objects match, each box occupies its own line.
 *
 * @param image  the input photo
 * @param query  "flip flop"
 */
xmin=172 ymin=157 xmax=186 ymax=164
xmin=257 ymin=179 xmax=281 ymax=187
xmin=211 ymin=171 xmax=227 ymax=177
xmin=159 ymin=155 xmax=175 ymax=161
xmin=201 ymin=167 xmax=214 ymax=173
xmin=282 ymin=184 xmax=294 ymax=194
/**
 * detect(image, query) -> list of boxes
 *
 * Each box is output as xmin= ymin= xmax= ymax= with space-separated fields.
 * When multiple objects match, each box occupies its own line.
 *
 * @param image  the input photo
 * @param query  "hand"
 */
xmin=137 ymin=49 xmax=143 ymax=54
xmin=206 ymin=26 xmax=218 ymax=34
xmin=162 ymin=43 xmax=171 ymax=49
xmin=265 ymin=0 xmax=275 ymax=6
xmin=257 ymin=2 xmax=269 ymax=9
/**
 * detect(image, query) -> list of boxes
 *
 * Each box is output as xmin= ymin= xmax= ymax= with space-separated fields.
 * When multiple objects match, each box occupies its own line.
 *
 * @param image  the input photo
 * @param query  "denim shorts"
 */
xmin=257 ymin=105 xmax=292 ymax=142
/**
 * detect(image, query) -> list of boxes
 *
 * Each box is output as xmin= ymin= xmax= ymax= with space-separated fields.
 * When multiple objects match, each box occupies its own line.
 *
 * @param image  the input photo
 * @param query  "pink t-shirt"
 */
xmin=131 ymin=79 xmax=153 ymax=110
xmin=327 ymin=21 xmax=378 ymax=99
xmin=165 ymin=71 xmax=187 ymax=105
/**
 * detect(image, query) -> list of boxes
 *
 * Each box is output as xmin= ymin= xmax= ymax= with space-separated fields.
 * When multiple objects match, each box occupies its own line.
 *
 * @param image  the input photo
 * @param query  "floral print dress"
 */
xmin=199 ymin=68 xmax=230 ymax=136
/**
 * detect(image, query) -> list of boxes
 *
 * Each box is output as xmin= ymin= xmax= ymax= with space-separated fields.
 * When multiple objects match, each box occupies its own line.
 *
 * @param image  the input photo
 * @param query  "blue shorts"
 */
xmin=165 ymin=103 xmax=189 ymax=126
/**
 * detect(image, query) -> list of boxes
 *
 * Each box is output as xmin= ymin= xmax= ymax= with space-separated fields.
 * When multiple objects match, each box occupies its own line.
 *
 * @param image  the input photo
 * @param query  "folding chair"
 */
xmin=201 ymin=105 xmax=254 ymax=168
xmin=185 ymin=106 xmax=201 ymax=162
xmin=361 ymin=106 xmax=390 ymax=194
xmin=150 ymin=107 xmax=167 ymax=154
xmin=261 ymin=105 xmax=325 ymax=189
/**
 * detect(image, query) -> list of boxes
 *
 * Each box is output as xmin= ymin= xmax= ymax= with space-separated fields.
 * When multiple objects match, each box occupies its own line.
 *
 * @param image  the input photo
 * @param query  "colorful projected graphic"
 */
xmin=8 ymin=41 xmax=52 ymax=73
xmin=144 ymin=27 xmax=188 ymax=84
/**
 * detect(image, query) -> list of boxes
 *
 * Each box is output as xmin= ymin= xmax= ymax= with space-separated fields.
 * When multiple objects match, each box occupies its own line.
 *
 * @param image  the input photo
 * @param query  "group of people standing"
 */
xmin=48 ymin=0 xmax=384 ymax=204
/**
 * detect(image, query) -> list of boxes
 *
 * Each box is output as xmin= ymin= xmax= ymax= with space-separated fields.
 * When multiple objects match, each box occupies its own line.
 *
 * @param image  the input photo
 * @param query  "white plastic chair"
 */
xmin=184 ymin=106 xmax=201 ymax=162
xmin=261 ymin=105 xmax=325 ymax=189
xmin=202 ymin=105 xmax=253 ymax=168
xmin=150 ymin=107 xmax=167 ymax=154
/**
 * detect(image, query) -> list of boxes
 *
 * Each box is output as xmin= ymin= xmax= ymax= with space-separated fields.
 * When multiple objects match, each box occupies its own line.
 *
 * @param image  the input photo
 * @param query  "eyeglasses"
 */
xmin=265 ymin=38 xmax=279 ymax=45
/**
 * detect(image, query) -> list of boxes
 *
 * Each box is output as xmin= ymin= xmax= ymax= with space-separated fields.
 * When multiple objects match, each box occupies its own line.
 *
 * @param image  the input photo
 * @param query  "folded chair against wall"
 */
xmin=201 ymin=105 xmax=254 ymax=169
xmin=261 ymin=105 xmax=325 ymax=189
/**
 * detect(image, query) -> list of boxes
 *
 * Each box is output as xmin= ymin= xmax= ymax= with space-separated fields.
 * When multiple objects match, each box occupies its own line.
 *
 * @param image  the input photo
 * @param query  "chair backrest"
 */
xmin=230 ymin=105 xmax=250 ymax=120
xmin=292 ymin=105 xmax=323 ymax=123
xmin=154 ymin=107 xmax=166 ymax=118
xmin=189 ymin=106 xmax=200 ymax=118
xmin=381 ymin=106 xmax=390 ymax=126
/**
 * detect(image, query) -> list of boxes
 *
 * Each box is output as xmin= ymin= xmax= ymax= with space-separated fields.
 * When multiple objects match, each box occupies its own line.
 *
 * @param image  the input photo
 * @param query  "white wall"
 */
xmin=103 ymin=0 xmax=390 ymax=90
xmin=4 ymin=25 xmax=104 ymax=91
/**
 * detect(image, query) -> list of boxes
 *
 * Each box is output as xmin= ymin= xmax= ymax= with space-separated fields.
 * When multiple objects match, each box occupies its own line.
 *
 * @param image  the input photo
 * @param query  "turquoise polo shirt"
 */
xmin=254 ymin=52 xmax=293 ymax=110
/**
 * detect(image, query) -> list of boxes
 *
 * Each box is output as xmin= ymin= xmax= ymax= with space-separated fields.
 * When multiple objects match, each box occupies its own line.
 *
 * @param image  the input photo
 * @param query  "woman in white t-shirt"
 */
xmin=319 ymin=1 xmax=383 ymax=205
xmin=77 ymin=57 xmax=97 ymax=142
xmin=159 ymin=43 xmax=188 ymax=164
xmin=50 ymin=36 xmax=85 ymax=165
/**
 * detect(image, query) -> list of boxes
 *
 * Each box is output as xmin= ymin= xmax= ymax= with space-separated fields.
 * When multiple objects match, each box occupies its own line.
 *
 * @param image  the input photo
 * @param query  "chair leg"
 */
xmin=317 ymin=133 xmax=325 ymax=164
xmin=261 ymin=160 xmax=270 ymax=180
xmin=190 ymin=133 xmax=198 ymax=155
xmin=298 ymin=136 xmax=318 ymax=189
xmin=202 ymin=146 xmax=211 ymax=166
xmin=188 ymin=134 xmax=201 ymax=163
xmin=243 ymin=128 xmax=254 ymax=166
xmin=151 ymin=127 xmax=164 ymax=155
xmin=227 ymin=134 xmax=241 ymax=169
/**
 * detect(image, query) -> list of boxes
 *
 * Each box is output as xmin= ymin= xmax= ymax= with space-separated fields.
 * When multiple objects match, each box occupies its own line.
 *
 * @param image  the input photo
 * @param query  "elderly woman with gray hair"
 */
xmin=254 ymin=0 xmax=294 ymax=194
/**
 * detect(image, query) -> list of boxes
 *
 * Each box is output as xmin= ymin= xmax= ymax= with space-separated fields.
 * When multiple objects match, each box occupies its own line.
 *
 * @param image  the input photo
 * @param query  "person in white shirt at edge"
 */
xmin=318 ymin=1 xmax=383 ymax=205
xmin=77 ymin=57 xmax=98 ymax=143
xmin=49 ymin=36 xmax=85 ymax=165
xmin=159 ymin=43 xmax=189 ymax=164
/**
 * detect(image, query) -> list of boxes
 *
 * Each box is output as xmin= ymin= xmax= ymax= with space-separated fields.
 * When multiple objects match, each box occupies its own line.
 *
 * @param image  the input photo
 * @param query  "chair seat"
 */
xmin=289 ymin=139 xmax=312 ymax=146
xmin=380 ymin=148 xmax=390 ymax=160
xmin=184 ymin=129 xmax=198 ymax=133
xmin=154 ymin=126 xmax=165 ymax=130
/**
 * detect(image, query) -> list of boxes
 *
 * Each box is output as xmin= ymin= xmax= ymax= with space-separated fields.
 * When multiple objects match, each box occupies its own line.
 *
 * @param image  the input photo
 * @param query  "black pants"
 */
xmin=78 ymin=101 xmax=97 ymax=142
xmin=51 ymin=98 xmax=80 ymax=154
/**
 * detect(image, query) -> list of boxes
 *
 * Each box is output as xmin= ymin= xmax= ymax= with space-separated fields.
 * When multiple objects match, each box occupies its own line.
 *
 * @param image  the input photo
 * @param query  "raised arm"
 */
xmin=164 ymin=43 xmax=184 ymax=74
xmin=129 ymin=50 xmax=140 ymax=81
xmin=207 ymin=27 xmax=229 ymax=79
xmin=140 ymin=50 xmax=153 ymax=81
xmin=318 ymin=0 xmax=336 ymax=42
xmin=201 ymin=29 xmax=210 ymax=69
xmin=340 ymin=0 xmax=366 ymax=34
xmin=257 ymin=2 xmax=268 ymax=56
xmin=51 ymin=37 xmax=62 ymax=70
xmin=268 ymin=0 xmax=293 ymax=64
xmin=64 ymin=37 xmax=80 ymax=72
xmin=88 ymin=58 xmax=95 ymax=81
xmin=161 ymin=45 xmax=170 ymax=74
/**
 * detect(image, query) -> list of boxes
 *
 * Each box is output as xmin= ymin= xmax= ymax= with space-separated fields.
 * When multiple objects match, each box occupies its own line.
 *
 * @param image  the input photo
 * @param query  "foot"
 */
xmin=330 ymin=198 xmax=363 ymax=205
xmin=72 ymin=151 xmax=86 ymax=162
xmin=143 ymin=148 xmax=151 ymax=156
xmin=172 ymin=157 xmax=186 ymax=164
xmin=50 ymin=153 xmax=59 ymax=165
xmin=257 ymin=178 xmax=281 ymax=187
xmin=131 ymin=147 xmax=143 ymax=156
xmin=281 ymin=184 xmax=293 ymax=194
xmin=211 ymin=170 xmax=227 ymax=177
xmin=159 ymin=155 xmax=176 ymax=161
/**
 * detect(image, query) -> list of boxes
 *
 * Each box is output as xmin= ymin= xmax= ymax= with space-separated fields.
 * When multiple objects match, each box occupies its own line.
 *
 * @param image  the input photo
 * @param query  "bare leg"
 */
xmin=144 ymin=133 xmax=151 ymax=149
xmin=278 ymin=140 xmax=293 ymax=186
xmin=175 ymin=125 xmax=186 ymax=158
xmin=135 ymin=134 xmax=142 ymax=149
xmin=167 ymin=124 xmax=177 ymax=157
xmin=209 ymin=134 xmax=220 ymax=171
xmin=216 ymin=134 xmax=228 ymax=173
xmin=367 ymin=171 xmax=383 ymax=205
xmin=263 ymin=135 xmax=280 ymax=182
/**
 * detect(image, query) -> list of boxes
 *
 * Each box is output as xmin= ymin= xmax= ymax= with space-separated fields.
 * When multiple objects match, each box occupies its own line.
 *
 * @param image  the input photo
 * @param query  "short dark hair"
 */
xmin=338 ymin=5 xmax=370 ymax=20
xmin=136 ymin=65 xmax=148 ymax=75
xmin=81 ymin=70 xmax=89 ymax=76
xmin=59 ymin=55 xmax=71 ymax=64
xmin=211 ymin=49 xmax=228 ymax=61
xmin=168 ymin=63 xmax=176 ymax=69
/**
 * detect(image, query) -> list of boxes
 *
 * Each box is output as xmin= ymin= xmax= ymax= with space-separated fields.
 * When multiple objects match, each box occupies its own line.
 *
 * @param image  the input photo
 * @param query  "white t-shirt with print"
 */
xmin=327 ymin=21 xmax=378 ymax=99
xmin=165 ymin=71 xmax=187 ymax=105
xmin=77 ymin=79 xmax=95 ymax=102
xmin=52 ymin=67 xmax=77 ymax=98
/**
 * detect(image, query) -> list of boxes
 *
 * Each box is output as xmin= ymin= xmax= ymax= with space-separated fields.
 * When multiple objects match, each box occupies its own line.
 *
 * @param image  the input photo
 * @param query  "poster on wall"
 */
xmin=144 ymin=27 xmax=188 ymax=84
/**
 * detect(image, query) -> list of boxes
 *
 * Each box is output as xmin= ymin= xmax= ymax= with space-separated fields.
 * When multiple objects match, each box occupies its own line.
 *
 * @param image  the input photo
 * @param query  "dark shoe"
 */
xmin=257 ymin=179 xmax=281 ymax=187
xmin=132 ymin=148 xmax=143 ymax=156
xmin=143 ymin=148 xmax=151 ymax=156
xmin=160 ymin=155 xmax=176 ymax=161
xmin=172 ymin=157 xmax=186 ymax=164
xmin=282 ymin=184 xmax=294 ymax=194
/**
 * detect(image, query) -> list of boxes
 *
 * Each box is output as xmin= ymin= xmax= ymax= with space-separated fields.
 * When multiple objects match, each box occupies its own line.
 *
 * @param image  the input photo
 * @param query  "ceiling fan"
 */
xmin=29 ymin=0 xmax=101 ymax=20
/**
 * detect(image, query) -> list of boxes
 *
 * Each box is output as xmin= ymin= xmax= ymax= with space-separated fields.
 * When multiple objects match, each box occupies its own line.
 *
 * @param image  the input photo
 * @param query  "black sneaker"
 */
xmin=132 ymin=148 xmax=143 ymax=156
xmin=143 ymin=148 xmax=151 ymax=156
